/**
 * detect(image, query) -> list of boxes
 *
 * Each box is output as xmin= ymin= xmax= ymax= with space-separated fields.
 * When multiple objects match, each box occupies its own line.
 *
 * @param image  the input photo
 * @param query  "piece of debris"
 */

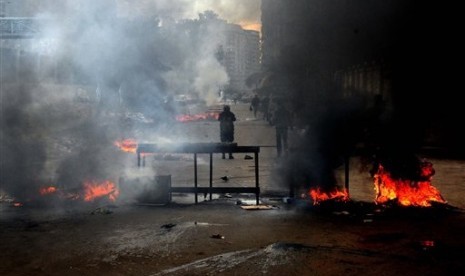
xmin=26 ymin=222 xmax=40 ymax=229
xmin=161 ymin=223 xmax=176 ymax=230
xmin=211 ymin=234 xmax=225 ymax=239
xmin=220 ymin=176 xmax=229 ymax=182
xmin=195 ymin=221 xmax=229 ymax=226
xmin=240 ymin=199 xmax=263 ymax=205
xmin=91 ymin=207 xmax=113 ymax=215
xmin=244 ymin=155 xmax=253 ymax=160
xmin=420 ymin=240 xmax=436 ymax=250
xmin=240 ymin=205 xmax=274 ymax=210
xmin=332 ymin=211 xmax=350 ymax=216
xmin=282 ymin=197 xmax=293 ymax=204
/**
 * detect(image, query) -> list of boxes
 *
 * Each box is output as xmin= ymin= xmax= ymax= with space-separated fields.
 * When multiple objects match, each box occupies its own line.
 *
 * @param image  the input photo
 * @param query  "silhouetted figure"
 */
xmin=250 ymin=94 xmax=260 ymax=118
xmin=261 ymin=95 xmax=271 ymax=122
xmin=273 ymin=102 xmax=292 ymax=157
xmin=218 ymin=105 xmax=236 ymax=159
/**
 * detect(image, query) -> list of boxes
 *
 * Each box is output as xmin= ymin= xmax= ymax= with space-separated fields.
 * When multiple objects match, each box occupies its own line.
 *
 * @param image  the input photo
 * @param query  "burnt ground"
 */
xmin=1 ymin=200 xmax=465 ymax=276
xmin=2 ymin=103 xmax=465 ymax=275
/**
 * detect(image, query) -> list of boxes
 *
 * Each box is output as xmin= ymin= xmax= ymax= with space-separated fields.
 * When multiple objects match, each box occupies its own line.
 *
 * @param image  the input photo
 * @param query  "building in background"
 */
xmin=222 ymin=24 xmax=260 ymax=97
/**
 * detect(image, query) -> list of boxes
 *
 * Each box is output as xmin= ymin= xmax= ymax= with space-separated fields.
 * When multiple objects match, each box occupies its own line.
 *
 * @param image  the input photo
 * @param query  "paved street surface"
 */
xmin=128 ymin=102 xmax=465 ymax=210
xmin=2 ymin=102 xmax=465 ymax=276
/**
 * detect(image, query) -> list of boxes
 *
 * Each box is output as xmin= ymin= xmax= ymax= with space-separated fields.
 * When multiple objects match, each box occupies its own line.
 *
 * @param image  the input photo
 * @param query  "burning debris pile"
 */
xmin=175 ymin=106 xmax=222 ymax=122
xmin=114 ymin=138 xmax=138 ymax=153
xmin=373 ymin=160 xmax=446 ymax=207
xmin=38 ymin=180 xmax=119 ymax=203
xmin=303 ymin=157 xmax=447 ymax=208
xmin=309 ymin=187 xmax=349 ymax=206
xmin=2 ymin=179 xmax=120 ymax=208
xmin=285 ymin=104 xmax=448 ymax=209
xmin=175 ymin=111 xmax=220 ymax=122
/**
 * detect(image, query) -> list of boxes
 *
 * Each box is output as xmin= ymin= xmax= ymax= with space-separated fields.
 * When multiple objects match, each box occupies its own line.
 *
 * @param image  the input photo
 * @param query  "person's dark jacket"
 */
xmin=273 ymin=104 xmax=292 ymax=129
xmin=218 ymin=108 xmax=236 ymax=142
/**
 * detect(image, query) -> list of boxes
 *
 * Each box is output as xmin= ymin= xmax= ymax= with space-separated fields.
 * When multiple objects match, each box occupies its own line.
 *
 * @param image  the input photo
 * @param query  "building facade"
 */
xmin=222 ymin=23 xmax=260 ymax=96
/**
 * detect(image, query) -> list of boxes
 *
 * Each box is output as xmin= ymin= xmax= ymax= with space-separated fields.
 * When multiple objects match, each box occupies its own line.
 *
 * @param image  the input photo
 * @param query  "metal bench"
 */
xmin=137 ymin=143 xmax=261 ymax=204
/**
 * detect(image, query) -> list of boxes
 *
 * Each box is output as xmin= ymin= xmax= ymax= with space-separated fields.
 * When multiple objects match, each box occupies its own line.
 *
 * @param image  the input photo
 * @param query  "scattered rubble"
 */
xmin=161 ymin=223 xmax=176 ymax=230
xmin=90 ymin=206 xmax=113 ymax=215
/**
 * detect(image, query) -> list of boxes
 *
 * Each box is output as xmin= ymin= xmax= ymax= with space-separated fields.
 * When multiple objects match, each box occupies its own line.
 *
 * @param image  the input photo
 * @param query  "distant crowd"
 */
xmin=249 ymin=94 xmax=293 ymax=157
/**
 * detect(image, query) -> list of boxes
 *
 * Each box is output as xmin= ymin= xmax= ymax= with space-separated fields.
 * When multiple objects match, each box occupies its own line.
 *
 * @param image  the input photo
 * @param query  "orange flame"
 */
xmin=39 ymin=186 xmax=58 ymax=195
xmin=373 ymin=164 xmax=446 ymax=207
xmin=175 ymin=112 xmax=219 ymax=122
xmin=83 ymin=180 xmax=119 ymax=202
xmin=114 ymin=139 xmax=138 ymax=153
xmin=309 ymin=187 xmax=350 ymax=205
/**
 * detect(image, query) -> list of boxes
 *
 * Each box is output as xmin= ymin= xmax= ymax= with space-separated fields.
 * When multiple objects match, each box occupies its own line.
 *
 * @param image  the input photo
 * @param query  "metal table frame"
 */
xmin=136 ymin=143 xmax=261 ymax=204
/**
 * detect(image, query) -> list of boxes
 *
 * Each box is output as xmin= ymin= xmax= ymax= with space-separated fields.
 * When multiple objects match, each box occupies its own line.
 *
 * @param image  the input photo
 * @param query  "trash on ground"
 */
xmin=332 ymin=211 xmax=350 ymax=216
xmin=91 ymin=207 xmax=113 ymax=215
xmin=211 ymin=234 xmax=225 ymax=239
xmin=241 ymin=205 xmax=274 ymax=210
xmin=161 ymin=223 xmax=176 ymax=229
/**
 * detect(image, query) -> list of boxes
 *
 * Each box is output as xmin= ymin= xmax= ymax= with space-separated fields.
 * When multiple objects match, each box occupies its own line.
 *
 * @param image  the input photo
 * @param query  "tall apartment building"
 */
xmin=222 ymin=23 xmax=260 ymax=94
xmin=244 ymin=30 xmax=261 ymax=79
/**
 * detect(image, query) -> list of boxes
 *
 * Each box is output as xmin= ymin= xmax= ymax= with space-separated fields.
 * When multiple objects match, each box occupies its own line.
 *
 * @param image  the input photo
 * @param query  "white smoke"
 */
xmin=117 ymin=0 xmax=260 ymax=25
xmin=0 ymin=0 xmax=259 ymax=206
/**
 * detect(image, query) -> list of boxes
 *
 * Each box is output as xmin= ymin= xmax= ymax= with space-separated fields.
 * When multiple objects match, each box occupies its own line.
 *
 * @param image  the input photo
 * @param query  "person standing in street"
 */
xmin=250 ymin=94 xmax=260 ymax=118
xmin=218 ymin=105 xmax=236 ymax=159
xmin=272 ymin=101 xmax=292 ymax=157
xmin=261 ymin=95 xmax=271 ymax=123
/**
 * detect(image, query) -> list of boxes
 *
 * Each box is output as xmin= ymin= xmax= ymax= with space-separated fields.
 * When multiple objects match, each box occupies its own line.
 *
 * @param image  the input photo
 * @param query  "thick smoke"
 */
xmin=0 ymin=82 xmax=47 ymax=201
xmin=0 ymin=0 xmax=258 ymax=206
xmin=267 ymin=0 xmax=462 ymax=196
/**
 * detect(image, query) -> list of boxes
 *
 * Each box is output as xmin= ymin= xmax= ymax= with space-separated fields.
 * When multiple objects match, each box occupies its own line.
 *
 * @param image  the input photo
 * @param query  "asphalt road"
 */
xmin=2 ymin=102 xmax=465 ymax=276
xmin=129 ymin=102 xmax=465 ymax=210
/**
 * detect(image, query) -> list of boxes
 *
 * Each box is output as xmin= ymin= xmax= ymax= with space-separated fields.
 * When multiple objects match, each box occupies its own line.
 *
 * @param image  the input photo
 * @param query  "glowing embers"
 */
xmin=83 ymin=180 xmax=119 ymax=202
xmin=373 ymin=162 xmax=446 ymax=207
xmin=39 ymin=186 xmax=58 ymax=195
xmin=114 ymin=138 xmax=138 ymax=153
xmin=36 ymin=181 xmax=119 ymax=203
xmin=308 ymin=187 xmax=349 ymax=205
xmin=175 ymin=112 xmax=219 ymax=122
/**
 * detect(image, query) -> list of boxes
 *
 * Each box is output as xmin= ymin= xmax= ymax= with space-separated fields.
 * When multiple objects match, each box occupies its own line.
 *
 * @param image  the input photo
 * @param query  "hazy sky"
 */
xmin=117 ymin=0 xmax=262 ymax=31
xmin=5 ymin=0 xmax=261 ymax=31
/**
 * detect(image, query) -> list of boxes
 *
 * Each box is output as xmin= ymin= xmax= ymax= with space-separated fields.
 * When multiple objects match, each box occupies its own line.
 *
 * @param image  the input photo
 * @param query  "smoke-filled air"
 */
xmin=0 ymin=0 xmax=260 ymax=207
